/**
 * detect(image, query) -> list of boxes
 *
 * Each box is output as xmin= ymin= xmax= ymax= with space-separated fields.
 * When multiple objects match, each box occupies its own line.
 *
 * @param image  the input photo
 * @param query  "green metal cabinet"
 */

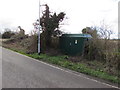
xmin=59 ymin=34 xmax=92 ymax=55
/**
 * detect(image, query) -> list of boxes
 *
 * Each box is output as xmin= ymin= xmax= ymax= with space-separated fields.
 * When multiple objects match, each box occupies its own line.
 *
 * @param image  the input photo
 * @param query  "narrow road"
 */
xmin=2 ymin=47 xmax=119 ymax=88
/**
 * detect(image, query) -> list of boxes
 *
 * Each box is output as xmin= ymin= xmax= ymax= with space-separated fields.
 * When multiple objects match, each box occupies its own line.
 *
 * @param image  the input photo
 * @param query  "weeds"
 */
xmin=3 ymin=47 xmax=120 ymax=84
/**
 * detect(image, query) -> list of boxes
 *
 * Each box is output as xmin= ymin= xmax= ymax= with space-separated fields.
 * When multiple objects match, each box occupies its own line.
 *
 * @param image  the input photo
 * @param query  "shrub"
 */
xmin=104 ymin=52 xmax=120 ymax=74
xmin=84 ymin=38 xmax=105 ymax=61
xmin=82 ymin=24 xmax=119 ymax=75
xmin=84 ymin=38 xmax=119 ymax=75
xmin=20 ymin=35 xmax=38 ymax=54
xmin=51 ymin=37 xmax=59 ymax=49
xmin=2 ymin=30 xmax=15 ymax=39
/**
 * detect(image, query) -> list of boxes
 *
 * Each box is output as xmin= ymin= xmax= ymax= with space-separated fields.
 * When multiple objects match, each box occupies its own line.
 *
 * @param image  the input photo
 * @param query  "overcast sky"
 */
xmin=0 ymin=0 xmax=119 ymax=38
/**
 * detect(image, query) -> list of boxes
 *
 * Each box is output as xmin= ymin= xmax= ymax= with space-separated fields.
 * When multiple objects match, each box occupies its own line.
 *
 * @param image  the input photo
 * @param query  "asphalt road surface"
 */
xmin=2 ymin=47 xmax=119 ymax=88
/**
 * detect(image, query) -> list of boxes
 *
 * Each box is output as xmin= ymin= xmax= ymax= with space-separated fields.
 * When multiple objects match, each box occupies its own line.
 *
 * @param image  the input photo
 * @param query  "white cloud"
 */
xmin=0 ymin=0 xmax=119 ymax=38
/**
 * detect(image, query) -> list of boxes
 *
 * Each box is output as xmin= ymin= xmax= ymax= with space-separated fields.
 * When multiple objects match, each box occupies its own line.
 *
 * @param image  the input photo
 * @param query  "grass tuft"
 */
xmin=3 ymin=46 xmax=120 ymax=84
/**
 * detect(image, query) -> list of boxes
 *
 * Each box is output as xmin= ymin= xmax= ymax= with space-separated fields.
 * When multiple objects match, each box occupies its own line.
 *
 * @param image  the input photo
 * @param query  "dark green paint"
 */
xmin=59 ymin=34 xmax=91 ymax=55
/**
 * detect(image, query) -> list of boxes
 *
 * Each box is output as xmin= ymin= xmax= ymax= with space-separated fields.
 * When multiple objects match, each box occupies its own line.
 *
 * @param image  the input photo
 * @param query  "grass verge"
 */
xmin=3 ymin=47 xmax=120 ymax=84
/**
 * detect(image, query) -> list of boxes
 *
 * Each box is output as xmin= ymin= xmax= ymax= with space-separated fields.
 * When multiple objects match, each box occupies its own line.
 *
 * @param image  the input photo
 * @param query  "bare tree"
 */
xmin=97 ymin=20 xmax=113 ymax=39
xmin=83 ymin=20 xmax=119 ymax=74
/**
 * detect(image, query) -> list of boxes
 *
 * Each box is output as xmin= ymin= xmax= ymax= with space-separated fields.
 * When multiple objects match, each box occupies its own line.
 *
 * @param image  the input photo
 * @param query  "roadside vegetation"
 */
xmin=2 ymin=46 xmax=120 ymax=84
xmin=1 ymin=4 xmax=120 ymax=84
xmin=2 ymin=28 xmax=120 ymax=84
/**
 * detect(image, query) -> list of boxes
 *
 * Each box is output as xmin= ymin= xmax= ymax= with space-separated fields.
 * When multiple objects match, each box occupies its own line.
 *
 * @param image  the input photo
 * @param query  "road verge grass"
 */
xmin=3 ymin=47 xmax=120 ymax=84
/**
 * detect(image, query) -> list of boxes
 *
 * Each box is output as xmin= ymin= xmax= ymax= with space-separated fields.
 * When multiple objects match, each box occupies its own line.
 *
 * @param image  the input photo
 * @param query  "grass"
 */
xmin=3 ymin=47 xmax=120 ymax=84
